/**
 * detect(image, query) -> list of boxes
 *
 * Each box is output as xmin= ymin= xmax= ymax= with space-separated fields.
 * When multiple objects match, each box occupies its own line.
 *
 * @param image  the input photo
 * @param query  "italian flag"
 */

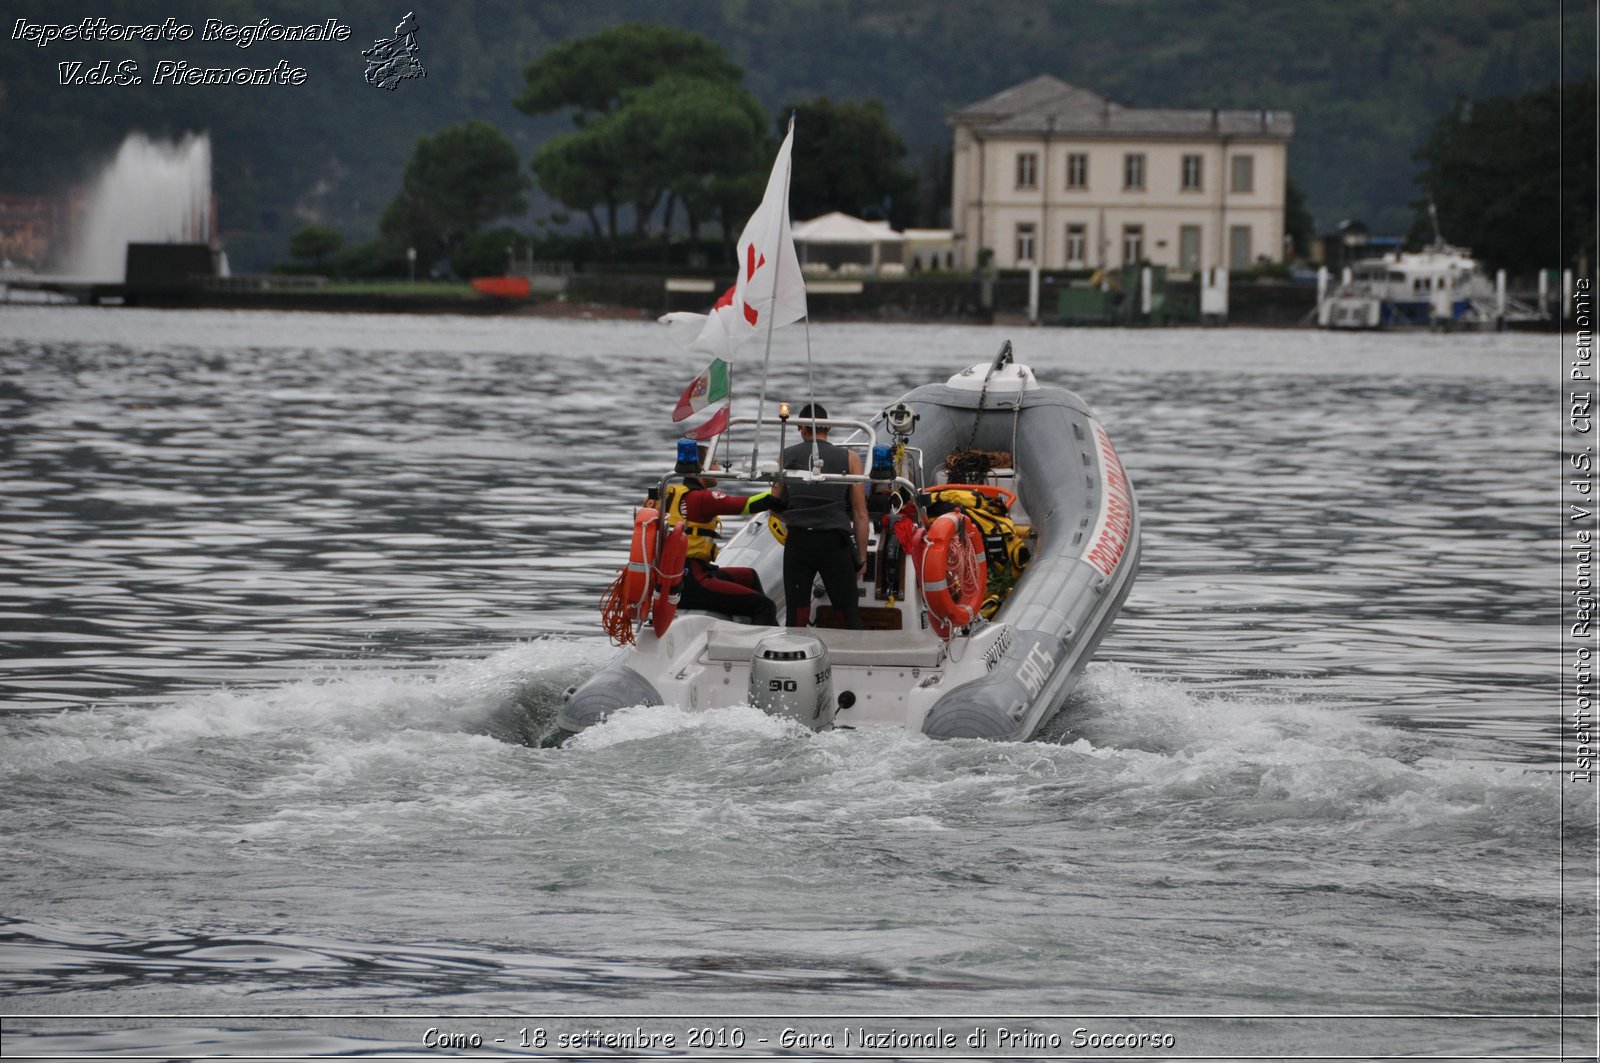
xmin=672 ymin=358 xmax=730 ymax=422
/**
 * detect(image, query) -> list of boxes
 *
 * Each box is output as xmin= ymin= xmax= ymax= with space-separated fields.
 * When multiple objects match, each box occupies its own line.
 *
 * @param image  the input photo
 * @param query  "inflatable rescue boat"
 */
xmin=561 ymin=343 xmax=1139 ymax=742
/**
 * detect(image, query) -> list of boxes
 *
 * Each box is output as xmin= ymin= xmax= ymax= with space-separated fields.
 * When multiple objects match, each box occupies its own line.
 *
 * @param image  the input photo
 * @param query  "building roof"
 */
xmin=792 ymin=212 xmax=903 ymax=244
xmin=950 ymin=74 xmax=1294 ymax=140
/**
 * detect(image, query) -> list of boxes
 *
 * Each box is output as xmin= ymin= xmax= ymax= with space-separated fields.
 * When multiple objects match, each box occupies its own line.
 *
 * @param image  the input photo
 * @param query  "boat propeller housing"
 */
xmin=747 ymin=632 xmax=834 ymax=730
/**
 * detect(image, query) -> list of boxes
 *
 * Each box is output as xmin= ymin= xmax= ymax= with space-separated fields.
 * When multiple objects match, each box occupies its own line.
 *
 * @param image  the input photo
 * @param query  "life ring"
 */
xmin=651 ymin=525 xmax=688 ymax=635
xmin=620 ymin=505 xmax=660 ymax=621
xmin=920 ymin=511 xmax=987 ymax=632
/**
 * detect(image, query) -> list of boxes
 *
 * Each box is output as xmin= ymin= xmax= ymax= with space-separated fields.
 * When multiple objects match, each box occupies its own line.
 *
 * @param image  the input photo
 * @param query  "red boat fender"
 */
xmin=651 ymin=525 xmax=688 ymax=635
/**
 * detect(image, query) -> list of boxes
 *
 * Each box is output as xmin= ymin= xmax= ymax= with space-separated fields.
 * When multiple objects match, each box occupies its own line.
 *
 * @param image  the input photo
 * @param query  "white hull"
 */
xmin=562 ymin=351 xmax=1140 ymax=742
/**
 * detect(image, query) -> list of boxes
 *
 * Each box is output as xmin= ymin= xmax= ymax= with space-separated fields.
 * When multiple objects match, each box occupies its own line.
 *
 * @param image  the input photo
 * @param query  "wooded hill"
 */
xmin=2 ymin=0 xmax=1589 ymax=271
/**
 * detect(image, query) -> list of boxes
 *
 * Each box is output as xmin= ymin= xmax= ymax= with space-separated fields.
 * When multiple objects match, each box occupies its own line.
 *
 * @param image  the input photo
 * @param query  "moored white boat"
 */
xmin=1316 ymin=242 xmax=1542 ymax=329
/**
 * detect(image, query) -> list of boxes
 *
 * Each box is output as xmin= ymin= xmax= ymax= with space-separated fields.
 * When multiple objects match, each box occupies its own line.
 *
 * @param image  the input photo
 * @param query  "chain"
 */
xmin=963 ymin=368 xmax=992 ymax=456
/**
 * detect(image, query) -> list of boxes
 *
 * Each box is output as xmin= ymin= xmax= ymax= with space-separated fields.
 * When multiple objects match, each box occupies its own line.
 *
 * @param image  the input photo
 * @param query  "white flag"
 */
xmin=693 ymin=118 xmax=806 ymax=357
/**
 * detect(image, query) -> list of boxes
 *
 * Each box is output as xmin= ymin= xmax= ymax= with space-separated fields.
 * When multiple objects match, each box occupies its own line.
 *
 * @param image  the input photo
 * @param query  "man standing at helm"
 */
xmin=773 ymin=403 xmax=870 ymax=629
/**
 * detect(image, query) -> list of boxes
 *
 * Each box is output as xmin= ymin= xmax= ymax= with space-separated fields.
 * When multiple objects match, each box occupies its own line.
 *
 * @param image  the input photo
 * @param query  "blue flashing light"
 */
xmin=674 ymin=438 xmax=702 ymax=474
xmin=871 ymin=444 xmax=894 ymax=480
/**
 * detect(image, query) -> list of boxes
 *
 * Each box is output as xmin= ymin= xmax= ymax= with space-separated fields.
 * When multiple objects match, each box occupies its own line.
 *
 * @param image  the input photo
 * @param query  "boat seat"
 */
xmin=680 ymin=608 xmax=756 ymax=625
xmin=815 ymin=605 xmax=902 ymax=630
xmin=704 ymin=625 xmax=946 ymax=668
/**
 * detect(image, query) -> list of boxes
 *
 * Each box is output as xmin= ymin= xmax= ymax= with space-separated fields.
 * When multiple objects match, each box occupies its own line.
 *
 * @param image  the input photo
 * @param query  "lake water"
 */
xmin=0 ymin=307 xmax=1591 ymax=1058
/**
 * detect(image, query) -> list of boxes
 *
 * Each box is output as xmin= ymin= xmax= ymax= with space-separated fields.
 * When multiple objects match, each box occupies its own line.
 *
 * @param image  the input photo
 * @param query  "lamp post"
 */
xmin=407 ymin=246 xmax=416 ymax=285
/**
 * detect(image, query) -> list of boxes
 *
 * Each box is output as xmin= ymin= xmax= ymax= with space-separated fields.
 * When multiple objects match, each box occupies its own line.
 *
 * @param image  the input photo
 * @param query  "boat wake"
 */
xmin=1038 ymin=664 xmax=1567 ymax=838
xmin=1 ymin=641 xmax=1581 ymax=1026
xmin=0 ymin=642 xmax=1574 ymax=877
xmin=0 ymin=639 xmax=610 ymax=783
xmin=557 ymin=655 xmax=1567 ymax=846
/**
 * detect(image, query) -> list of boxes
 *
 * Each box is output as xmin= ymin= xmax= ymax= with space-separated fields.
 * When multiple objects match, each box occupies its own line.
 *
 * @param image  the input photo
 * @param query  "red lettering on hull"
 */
xmin=1085 ymin=424 xmax=1133 ymax=577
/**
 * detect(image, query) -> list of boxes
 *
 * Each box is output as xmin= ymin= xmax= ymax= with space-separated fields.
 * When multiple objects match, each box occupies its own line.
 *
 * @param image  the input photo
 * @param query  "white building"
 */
xmin=949 ymin=76 xmax=1293 ymax=272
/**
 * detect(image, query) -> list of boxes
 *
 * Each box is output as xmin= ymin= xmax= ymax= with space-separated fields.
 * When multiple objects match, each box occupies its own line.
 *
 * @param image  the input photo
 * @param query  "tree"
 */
xmin=530 ymin=122 xmax=630 ymax=250
xmin=287 ymin=225 xmax=342 ymax=270
xmin=782 ymin=97 xmax=920 ymax=229
xmin=1411 ymin=77 xmax=1595 ymax=275
xmin=519 ymin=24 xmax=763 ymax=255
xmin=633 ymin=75 xmax=769 ymax=243
xmin=515 ymin=22 xmax=743 ymax=125
xmin=379 ymin=120 xmax=528 ymax=268
xmin=451 ymin=226 xmax=526 ymax=279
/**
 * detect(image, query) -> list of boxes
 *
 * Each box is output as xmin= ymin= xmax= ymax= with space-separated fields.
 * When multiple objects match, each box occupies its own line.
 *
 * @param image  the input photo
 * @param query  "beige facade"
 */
xmin=950 ymin=76 xmax=1293 ymax=272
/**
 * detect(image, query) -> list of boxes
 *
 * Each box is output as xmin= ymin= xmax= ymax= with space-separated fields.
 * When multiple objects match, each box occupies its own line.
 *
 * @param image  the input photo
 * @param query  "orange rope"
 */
xmin=599 ymin=569 xmax=637 ymax=646
xmin=949 ymin=516 xmax=984 ymax=602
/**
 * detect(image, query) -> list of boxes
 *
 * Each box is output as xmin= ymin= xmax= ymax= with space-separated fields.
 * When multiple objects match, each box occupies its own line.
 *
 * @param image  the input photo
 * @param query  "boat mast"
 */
xmin=749 ymin=114 xmax=799 ymax=474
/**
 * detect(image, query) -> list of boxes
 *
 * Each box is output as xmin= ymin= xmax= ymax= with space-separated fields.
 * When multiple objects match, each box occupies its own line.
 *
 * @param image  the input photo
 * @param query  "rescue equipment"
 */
xmin=919 ymin=511 xmax=987 ymax=634
xmin=663 ymin=482 xmax=721 ymax=562
xmin=922 ymin=484 xmax=1034 ymax=613
xmin=651 ymin=525 xmax=688 ymax=635
xmin=600 ymin=505 xmax=661 ymax=645
xmin=926 ymin=482 xmax=1016 ymax=511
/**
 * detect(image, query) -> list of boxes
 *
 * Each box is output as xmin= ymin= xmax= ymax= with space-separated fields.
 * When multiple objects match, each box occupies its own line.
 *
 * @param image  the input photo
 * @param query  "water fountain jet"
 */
xmin=67 ymin=132 xmax=216 ymax=281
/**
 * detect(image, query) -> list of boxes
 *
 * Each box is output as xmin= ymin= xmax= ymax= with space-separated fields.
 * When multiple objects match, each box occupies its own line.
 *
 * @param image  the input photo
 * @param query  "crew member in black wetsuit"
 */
xmin=772 ymin=403 xmax=871 ymax=629
xmin=665 ymin=444 xmax=781 ymax=626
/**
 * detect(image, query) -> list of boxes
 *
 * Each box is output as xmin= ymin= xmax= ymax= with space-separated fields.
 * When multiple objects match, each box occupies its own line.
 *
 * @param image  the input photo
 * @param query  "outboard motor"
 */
xmin=748 ymin=632 xmax=834 ymax=730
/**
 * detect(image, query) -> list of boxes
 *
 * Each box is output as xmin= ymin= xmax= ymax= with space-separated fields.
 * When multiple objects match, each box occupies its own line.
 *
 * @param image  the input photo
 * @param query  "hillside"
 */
xmin=1 ymin=0 xmax=1589 ymax=270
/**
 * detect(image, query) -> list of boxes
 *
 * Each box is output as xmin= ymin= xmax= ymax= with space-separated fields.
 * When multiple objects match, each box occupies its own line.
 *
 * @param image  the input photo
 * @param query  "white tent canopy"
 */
xmin=792 ymin=212 xmax=904 ymax=273
xmin=792 ymin=212 xmax=902 ymax=243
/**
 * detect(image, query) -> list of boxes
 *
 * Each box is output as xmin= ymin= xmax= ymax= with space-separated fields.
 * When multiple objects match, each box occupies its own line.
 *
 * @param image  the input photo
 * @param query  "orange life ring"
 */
xmin=651 ymin=525 xmax=688 ymax=635
xmin=920 ymin=511 xmax=987 ymax=632
xmin=621 ymin=506 xmax=660 ymax=621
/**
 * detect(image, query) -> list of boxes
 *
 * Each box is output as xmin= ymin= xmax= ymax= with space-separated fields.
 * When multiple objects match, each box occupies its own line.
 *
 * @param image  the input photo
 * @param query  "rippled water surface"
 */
xmin=0 ymin=307 xmax=1590 ymax=1058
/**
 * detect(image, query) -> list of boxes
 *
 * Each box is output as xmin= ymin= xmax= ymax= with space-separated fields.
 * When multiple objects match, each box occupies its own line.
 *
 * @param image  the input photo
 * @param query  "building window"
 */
xmin=1015 ymin=222 xmax=1037 ymax=263
xmin=1229 ymin=224 xmax=1252 ymax=268
xmin=1066 ymin=153 xmax=1088 ymax=189
xmin=1016 ymin=152 xmax=1038 ymax=189
xmin=1179 ymin=225 xmax=1202 ymax=270
xmin=1122 ymin=224 xmax=1144 ymax=264
xmin=1065 ymin=223 xmax=1087 ymax=263
xmin=1123 ymin=153 xmax=1145 ymax=191
xmin=1231 ymin=154 xmax=1255 ymax=193
xmin=1181 ymin=154 xmax=1204 ymax=191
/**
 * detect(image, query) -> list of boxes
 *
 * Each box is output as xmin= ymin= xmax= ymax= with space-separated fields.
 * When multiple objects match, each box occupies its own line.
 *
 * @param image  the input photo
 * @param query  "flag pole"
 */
xmin=748 ymin=114 xmax=796 ymax=476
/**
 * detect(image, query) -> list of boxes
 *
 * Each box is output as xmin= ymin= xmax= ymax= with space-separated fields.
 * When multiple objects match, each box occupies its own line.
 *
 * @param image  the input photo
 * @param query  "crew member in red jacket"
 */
xmin=663 ymin=446 xmax=782 ymax=626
